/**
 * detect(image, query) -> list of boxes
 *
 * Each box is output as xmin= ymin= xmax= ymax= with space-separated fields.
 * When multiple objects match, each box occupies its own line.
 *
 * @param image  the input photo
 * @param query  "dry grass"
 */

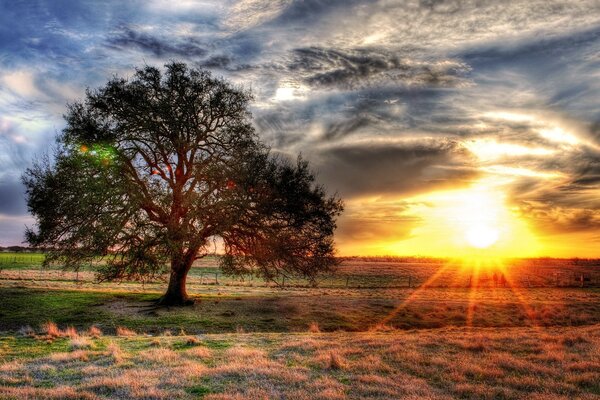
xmin=308 ymin=321 xmax=321 ymax=333
xmin=69 ymin=336 xmax=94 ymax=350
xmin=116 ymin=326 xmax=137 ymax=337
xmin=1 ymin=325 xmax=598 ymax=399
xmin=326 ymin=351 xmax=344 ymax=370
xmin=63 ymin=326 xmax=79 ymax=338
xmin=41 ymin=321 xmax=62 ymax=338
xmin=88 ymin=326 xmax=102 ymax=338
xmin=184 ymin=336 xmax=201 ymax=346
xmin=106 ymin=341 xmax=125 ymax=363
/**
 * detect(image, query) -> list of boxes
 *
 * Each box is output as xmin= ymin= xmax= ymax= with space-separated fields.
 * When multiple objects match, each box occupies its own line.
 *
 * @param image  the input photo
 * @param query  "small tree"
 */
xmin=23 ymin=62 xmax=343 ymax=305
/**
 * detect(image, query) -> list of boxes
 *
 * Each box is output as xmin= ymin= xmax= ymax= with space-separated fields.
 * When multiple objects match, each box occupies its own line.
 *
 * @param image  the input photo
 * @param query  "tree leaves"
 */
xmin=23 ymin=62 xmax=343 ymax=289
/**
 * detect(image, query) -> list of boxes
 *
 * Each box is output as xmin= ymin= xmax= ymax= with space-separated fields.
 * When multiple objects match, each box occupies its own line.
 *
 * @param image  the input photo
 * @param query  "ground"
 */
xmin=0 ymin=254 xmax=599 ymax=399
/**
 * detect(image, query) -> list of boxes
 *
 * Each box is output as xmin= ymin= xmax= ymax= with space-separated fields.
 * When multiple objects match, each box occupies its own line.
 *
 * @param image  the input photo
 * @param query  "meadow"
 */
xmin=0 ymin=253 xmax=599 ymax=399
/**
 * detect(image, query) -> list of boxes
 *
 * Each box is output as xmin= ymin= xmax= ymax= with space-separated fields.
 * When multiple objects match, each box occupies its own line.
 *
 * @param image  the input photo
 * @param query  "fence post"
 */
xmin=215 ymin=272 xmax=219 ymax=284
xmin=345 ymin=276 xmax=349 ymax=288
xmin=408 ymin=276 xmax=412 ymax=288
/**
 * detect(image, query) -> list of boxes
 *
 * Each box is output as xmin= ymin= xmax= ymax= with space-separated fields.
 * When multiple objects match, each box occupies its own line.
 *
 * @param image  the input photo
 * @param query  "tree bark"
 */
xmin=158 ymin=256 xmax=195 ymax=306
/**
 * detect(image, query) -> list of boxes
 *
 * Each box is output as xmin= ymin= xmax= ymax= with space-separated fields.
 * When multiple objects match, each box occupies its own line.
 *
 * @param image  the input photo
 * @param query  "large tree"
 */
xmin=23 ymin=62 xmax=343 ymax=305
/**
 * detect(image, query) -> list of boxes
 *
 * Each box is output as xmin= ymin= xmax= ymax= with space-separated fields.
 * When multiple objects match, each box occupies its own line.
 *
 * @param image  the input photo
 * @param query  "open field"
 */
xmin=2 ymin=253 xmax=600 ymax=288
xmin=1 ymin=325 xmax=599 ymax=399
xmin=1 ymin=255 xmax=600 ymax=398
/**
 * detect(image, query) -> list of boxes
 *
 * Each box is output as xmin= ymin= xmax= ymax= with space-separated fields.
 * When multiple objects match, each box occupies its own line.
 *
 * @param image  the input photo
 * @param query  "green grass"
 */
xmin=1 ymin=286 xmax=600 ymax=336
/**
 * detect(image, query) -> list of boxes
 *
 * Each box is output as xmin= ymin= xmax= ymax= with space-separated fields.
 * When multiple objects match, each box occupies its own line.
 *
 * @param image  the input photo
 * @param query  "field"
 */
xmin=1 ymin=253 xmax=599 ymax=399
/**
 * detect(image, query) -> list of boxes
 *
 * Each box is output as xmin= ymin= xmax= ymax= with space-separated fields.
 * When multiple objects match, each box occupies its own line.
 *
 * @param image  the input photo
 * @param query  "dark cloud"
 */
xmin=267 ymin=0 xmax=368 ymax=26
xmin=314 ymin=140 xmax=478 ymax=197
xmin=288 ymin=47 xmax=470 ymax=90
xmin=336 ymin=217 xmax=417 ymax=242
xmin=517 ymin=201 xmax=600 ymax=236
xmin=106 ymin=26 xmax=207 ymax=58
xmin=0 ymin=179 xmax=27 ymax=216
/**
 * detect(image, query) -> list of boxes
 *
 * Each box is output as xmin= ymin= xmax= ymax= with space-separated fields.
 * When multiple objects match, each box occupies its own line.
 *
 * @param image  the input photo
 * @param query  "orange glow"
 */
xmin=337 ymin=180 xmax=547 ymax=259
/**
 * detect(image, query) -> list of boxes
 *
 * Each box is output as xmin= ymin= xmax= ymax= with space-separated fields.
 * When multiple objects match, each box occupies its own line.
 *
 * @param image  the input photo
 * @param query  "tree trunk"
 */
xmin=159 ymin=256 xmax=195 ymax=306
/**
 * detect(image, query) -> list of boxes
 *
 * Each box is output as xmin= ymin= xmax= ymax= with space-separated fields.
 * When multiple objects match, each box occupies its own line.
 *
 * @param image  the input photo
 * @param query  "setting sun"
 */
xmin=338 ymin=180 xmax=545 ymax=259
xmin=465 ymin=225 xmax=499 ymax=249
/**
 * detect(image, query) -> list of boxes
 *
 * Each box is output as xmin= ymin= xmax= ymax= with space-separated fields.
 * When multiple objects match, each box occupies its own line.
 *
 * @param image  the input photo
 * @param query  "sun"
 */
xmin=465 ymin=225 xmax=499 ymax=248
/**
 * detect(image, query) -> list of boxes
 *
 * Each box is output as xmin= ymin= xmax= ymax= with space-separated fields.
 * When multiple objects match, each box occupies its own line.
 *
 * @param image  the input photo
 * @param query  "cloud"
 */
xmin=314 ymin=139 xmax=479 ymax=197
xmin=1 ymin=0 xmax=600 ymax=252
xmin=106 ymin=26 xmax=207 ymax=58
xmin=0 ymin=179 xmax=27 ymax=216
xmin=288 ymin=47 xmax=470 ymax=90
xmin=0 ymin=214 xmax=33 ymax=246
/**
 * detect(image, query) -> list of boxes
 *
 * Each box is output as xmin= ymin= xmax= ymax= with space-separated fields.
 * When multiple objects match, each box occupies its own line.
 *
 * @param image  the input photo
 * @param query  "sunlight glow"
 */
xmin=463 ymin=139 xmax=555 ymax=161
xmin=465 ymin=225 xmax=499 ymax=248
xmin=273 ymin=85 xmax=307 ymax=102
xmin=538 ymin=127 xmax=579 ymax=145
xmin=339 ymin=181 xmax=544 ymax=259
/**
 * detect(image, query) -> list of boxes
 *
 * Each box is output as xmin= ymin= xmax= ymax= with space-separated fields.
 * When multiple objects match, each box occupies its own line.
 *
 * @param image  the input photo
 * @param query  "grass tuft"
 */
xmin=88 ymin=326 xmax=102 ymax=338
xmin=41 ymin=321 xmax=62 ymax=338
xmin=308 ymin=321 xmax=321 ymax=333
xmin=69 ymin=336 xmax=94 ymax=351
xmin=116 ymin=326 xmax=136 ymax=337
xmin=185 ymin=336 xmax=201 ymax=346
xmin=327 ymin=351 xmax=345 ymax=370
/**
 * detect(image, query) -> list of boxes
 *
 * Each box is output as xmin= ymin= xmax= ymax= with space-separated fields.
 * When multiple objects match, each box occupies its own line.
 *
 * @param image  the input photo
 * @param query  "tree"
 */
xmin=23 ymin=62 xmax=343 ymax=305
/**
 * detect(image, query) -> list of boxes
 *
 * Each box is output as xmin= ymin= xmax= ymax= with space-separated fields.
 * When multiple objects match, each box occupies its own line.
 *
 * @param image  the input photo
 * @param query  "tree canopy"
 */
xmin=23 ymin=62 xmax=343 ymax=305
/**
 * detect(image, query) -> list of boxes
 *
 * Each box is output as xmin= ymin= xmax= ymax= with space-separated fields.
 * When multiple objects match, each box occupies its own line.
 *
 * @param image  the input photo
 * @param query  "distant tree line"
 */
xmin=0 ymin=246 xmax=49 ymax=253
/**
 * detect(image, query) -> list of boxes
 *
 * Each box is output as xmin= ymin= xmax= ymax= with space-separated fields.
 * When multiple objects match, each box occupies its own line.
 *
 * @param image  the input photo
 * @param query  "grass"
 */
xmin=1 ymin=286 xmax=599 ymax=335
xmin=2 ymin=253 xmax=600 ymax=288
xmin=1 ymin=257 xmax=600 ymax=398
xmin=0 ymin=325 xmax=598 ymax=399
xmin=1 ymin=285 xmax=600 ymax=335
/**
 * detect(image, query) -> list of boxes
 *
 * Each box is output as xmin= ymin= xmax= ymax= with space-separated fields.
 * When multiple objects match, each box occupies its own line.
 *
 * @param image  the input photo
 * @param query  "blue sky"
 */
xmin=1 ymin=1 xmax=600 ymax=255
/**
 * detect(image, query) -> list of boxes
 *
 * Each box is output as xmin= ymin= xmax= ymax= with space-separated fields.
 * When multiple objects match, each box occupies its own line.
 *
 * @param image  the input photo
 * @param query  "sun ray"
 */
xmin=465 ymin=259 xmax=482 ymax=328
xmin=375 ymin=260 xmax=460 ymax=327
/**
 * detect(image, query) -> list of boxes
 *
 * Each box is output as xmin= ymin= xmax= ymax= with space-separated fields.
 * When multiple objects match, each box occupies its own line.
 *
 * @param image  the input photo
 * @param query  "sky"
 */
xmin=1 ymin=0 xmax=600 ymax=257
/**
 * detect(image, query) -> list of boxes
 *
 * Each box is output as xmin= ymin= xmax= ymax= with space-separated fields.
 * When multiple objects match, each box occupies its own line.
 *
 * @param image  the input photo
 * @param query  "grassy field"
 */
xmin=1 ymin=255 xmax=599 ymax=399
xmin=0 ymin=325 xmax=598 ymax=399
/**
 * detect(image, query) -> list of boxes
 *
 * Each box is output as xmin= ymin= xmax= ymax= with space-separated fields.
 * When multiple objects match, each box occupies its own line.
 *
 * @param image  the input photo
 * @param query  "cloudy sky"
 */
xmin=1 ymin=0 xmax=600 ymax=257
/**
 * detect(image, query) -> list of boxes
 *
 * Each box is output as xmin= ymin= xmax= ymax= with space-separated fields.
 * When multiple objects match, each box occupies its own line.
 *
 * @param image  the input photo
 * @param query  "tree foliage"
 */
xmin=23 ymin=62 xmax=343 ymax=304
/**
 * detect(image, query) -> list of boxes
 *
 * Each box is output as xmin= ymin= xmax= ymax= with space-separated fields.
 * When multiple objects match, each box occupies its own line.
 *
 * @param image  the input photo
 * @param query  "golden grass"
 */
xmin=69 ymin=337 xmax=94 ymax=351
xmin=116 ymin=326 xmax=137 ymax=337
xmin=87 ymin=326 xmax=102 ymax=338
xmin=1 ymin=325 xmax=598 ymax=399
xmin=41 ymin=321 xmax=62 ymax=338
xmin=308 ymin=321 xmax=321 ymax=333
